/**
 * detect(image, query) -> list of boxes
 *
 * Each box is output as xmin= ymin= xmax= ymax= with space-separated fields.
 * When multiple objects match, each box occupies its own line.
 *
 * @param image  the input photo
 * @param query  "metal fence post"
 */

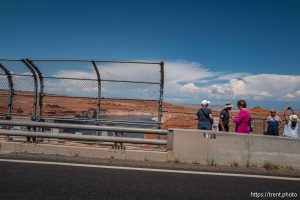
xmin=158 ymin=61 xmax=164 ymax=130
xmin=26 ymin=59 xmax=44 ymax=117
xmin=0 ymin=63 xmax=14 ymax=119
xmin=92 ymin=61 xmax=101 ymax=136
xmin=22 ymin=59 xmax=39 ymax=117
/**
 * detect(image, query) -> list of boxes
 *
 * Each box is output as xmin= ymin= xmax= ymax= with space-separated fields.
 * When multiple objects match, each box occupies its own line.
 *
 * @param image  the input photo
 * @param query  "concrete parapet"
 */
xmin=208 ymin=133 xmax=249 ymax=166
xmin=167 ymin=129 xmax=209 ymax=164
xmin=248 ymin=135 xmax=300 ymax=167
xmin=1 ymin=129 xmax=300 ymax=169
xmin=169 ymin=129 xmax=300 ymax=169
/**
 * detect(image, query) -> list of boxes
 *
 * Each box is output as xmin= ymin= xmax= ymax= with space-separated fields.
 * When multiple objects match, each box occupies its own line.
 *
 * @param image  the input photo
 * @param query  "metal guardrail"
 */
xmin=0 ymin=130 xmax=167 ymax=145
xmin=0 ymin=120 xmax=167 ymax=145
xmin=0 ymin=120 xmax=167 ymax=135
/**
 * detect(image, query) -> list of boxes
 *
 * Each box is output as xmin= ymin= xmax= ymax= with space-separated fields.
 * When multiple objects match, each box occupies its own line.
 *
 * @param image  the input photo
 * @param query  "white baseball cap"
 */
xmin=201 ymin=100 xmax=210 ymax=105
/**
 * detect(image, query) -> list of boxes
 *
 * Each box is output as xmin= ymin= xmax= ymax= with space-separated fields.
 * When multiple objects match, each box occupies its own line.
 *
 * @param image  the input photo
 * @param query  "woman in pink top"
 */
xmin=233 ymin=100 xmax=251 ymax=134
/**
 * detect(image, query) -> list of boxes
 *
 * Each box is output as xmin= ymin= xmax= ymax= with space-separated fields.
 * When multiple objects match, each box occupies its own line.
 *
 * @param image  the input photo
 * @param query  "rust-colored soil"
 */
xmin=0 ymin=90 xmax=285 ymax=134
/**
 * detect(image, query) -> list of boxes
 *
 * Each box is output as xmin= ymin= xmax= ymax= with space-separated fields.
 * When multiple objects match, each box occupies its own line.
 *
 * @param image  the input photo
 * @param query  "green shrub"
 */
xmin=263 ymin=161 xmax=280 ymax=170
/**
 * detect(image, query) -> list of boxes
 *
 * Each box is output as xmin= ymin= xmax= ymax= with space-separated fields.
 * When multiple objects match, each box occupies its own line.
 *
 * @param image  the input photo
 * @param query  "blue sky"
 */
xmin=1 ymin=0 xmax=300 ymax=109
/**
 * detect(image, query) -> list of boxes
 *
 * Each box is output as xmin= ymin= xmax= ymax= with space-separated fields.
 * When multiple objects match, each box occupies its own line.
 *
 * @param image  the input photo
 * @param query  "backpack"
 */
xmin=249 ymin=117 xmax=254 ymax=132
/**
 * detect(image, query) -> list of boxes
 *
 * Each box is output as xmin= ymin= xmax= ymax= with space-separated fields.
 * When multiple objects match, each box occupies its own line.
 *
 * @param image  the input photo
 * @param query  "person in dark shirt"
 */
xmin=196 ymin=100 xmax=213 ymax=130
xmin=218 ymin=102 xmax=233 ymax=132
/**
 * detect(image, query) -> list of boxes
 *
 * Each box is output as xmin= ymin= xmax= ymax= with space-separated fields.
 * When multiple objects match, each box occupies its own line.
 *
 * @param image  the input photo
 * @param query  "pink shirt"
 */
xmin=233 ymin=109 xmax=251 ymax=134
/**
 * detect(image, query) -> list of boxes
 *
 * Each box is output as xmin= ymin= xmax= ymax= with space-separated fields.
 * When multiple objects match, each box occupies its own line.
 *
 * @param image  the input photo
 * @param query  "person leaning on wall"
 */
xmin=233 ymin=100 xmax=251 ymax=134
xmin=196 ymin=100 xmax=214 ymax=130
xmin=266 ymin=109 xmax=281 ymax=136
xmin=218 ymin=102 xmax=233 ymax=132
xmin=283 ymin=107 xmax=300 ymax=138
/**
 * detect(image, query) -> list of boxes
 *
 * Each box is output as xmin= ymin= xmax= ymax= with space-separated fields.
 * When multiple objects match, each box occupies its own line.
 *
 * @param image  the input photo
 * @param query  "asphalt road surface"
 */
xmin=0 ymin=160 xmax=299 ymax=200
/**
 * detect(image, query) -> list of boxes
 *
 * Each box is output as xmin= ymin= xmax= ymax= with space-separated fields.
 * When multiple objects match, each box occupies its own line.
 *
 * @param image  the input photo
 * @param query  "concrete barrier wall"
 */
xmin=1 ymin=129 xmax=300 ymax=169
xmin=168 ymin=129 xmax=300 ymax=169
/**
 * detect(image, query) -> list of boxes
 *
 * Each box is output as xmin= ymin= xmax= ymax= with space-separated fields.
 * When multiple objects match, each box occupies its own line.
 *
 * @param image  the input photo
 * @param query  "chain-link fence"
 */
xmin=1 ymin=58 xmax=293 ymax=135
xmin=0 ymin=59 xmax=164 ymax=128
xmin=0 ymin=69 xmax=9 ymax=118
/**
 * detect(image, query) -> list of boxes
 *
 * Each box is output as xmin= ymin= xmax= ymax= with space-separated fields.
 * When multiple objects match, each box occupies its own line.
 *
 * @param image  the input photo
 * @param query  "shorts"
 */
xmin=267 ymin=128 xmax=279 ymax=136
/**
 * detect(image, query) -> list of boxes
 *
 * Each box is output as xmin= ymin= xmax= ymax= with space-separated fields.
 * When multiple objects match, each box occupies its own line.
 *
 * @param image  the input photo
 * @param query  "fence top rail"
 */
xmin=0 ymin=58 xmax=162 ymax=64
xmin=30 ymin=59 xmax=162 ymax=65
xmin=0 ymin=59 xmax=22 ymax=62
xmin=0 ymin=120 xmax=168 ymax=135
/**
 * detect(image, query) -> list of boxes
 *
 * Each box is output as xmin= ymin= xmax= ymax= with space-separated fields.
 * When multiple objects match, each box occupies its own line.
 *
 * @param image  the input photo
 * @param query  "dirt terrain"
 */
xmin=0 ymin=90 xmax=289 ymax=134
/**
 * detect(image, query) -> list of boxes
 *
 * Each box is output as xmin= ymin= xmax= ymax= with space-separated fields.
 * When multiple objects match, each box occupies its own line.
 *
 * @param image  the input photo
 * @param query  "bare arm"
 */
xmin=209 ymin=114 xmax=214 ymax=124
xmin=278 ymin=121 xmax=282 ymax=128
xmin=284 ymin=109 xmax=289 ymax=124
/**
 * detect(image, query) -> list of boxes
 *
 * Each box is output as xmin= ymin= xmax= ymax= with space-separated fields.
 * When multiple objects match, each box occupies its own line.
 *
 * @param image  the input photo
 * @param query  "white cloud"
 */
xmin=55 ymin=70 xmax=97 ymax=79
xmin=214 ymin=72 xmax=250 ymax=81
xmin=180 ymin=83 xmax=200 ymax=93
xmin=164 ymin=61 xmax=216 ymax=82
xmin=48 ymin=66 xmax=160 ymax=99
xmin=163 ymin=62 xmax=300 ymax=104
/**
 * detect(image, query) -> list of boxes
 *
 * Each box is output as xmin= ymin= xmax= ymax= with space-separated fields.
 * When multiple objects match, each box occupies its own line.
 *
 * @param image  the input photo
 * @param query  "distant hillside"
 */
xmin=1 ymin=89 xmax=295 ymax=134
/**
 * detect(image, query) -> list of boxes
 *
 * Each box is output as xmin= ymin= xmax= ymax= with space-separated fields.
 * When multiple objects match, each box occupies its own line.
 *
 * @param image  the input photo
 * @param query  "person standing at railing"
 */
xmin=233 ymin=100 xmax=251 ymax=134
xmin=283 ymin=107 xmax=299 ymax=138
xmin=266 ymin=109 xmax=281 ymax=136
xmin=196 ymin=100 xmax=214 ymax=130
xmin=218 ymin=102 xmax=233 ymax=132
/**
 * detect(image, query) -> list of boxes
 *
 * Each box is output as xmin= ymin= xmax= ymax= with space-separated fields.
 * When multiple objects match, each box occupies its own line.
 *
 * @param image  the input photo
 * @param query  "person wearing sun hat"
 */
xmin=196 ymin=100 xmax=214 ymax=130
xmin=266 ymin=109 xmax=281 ymax=136
xmin=283 ymin=107 xmax=299 ymax=138
xmin=218 ymin=102 xmax=233 ymax=132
